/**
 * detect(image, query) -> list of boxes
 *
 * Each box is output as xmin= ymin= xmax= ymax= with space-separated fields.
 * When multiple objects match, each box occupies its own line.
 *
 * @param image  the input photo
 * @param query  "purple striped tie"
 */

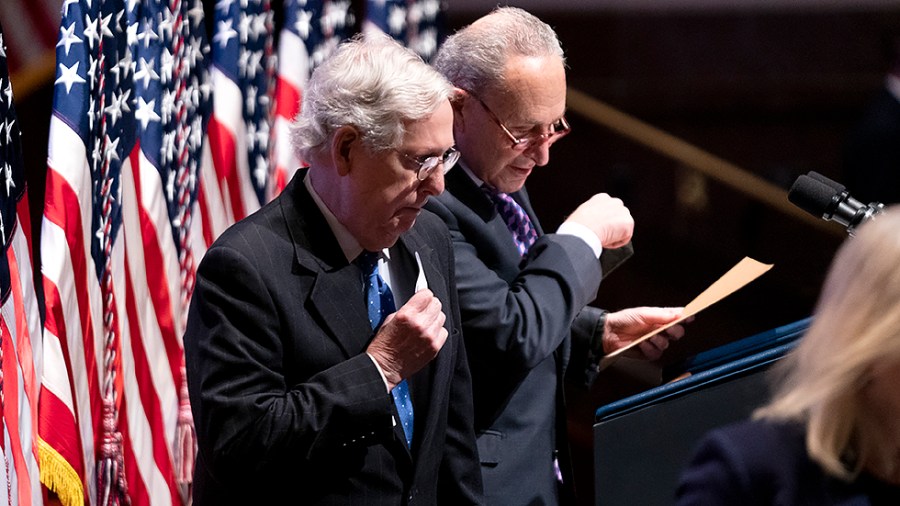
xmin=485 ymin=188 xmax=538 ymax=256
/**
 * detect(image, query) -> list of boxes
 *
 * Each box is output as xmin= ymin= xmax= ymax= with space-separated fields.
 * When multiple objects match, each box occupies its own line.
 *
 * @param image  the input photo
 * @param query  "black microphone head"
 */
xmin=788 ymin=174 xmax=843 ymax=217
xmin=806 ymin=171 xmax=845 ymax=192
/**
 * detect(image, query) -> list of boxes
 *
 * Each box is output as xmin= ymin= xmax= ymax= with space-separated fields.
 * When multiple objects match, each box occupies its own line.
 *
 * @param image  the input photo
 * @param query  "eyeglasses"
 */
xmin=469 ymin=93 xmax=570 ymax=150
xmin=396 ymin=146 xmax=461 ymax=181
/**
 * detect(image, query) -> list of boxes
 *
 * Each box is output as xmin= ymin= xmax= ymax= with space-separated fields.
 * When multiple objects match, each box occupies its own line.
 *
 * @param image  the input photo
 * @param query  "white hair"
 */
xmin=433 ymin=7 xmax=565 ymax=94
xmin=290 ymin=32 xmax=453 ymax=159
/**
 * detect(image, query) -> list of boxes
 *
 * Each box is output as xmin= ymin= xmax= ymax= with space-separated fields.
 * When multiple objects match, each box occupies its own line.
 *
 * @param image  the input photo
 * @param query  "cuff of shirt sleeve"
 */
xmin=584 ymin=310 xmax=608 ymax=387
xmin=366 ymin=352 xmax=392 ymax=393
xmin=557 ymin=221 xmax=603 ymax=258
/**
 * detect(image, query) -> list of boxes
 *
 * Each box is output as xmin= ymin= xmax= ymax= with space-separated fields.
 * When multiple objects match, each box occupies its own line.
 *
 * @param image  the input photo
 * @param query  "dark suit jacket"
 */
xmin=184 ymin=172 xmax=482 ymax=505
xmin=424 ymin=167 xmax=628 ymax=505
xmin=676 ymin=420 xmax=900 ymax=505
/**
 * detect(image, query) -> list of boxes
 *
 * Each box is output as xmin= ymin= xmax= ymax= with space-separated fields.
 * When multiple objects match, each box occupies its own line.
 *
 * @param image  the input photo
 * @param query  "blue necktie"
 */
xmin=357 ymin=251 xmax=414 ymax=447
xmin=484 ymin=187 xmax=538 ymax=256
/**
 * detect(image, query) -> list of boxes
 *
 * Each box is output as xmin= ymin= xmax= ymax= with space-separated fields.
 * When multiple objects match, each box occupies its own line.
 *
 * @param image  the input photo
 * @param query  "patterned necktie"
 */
xmin=484 ymin=187 xmax=538 ymax=256
xmin=357 ymin=251 xmax=414 ymax=447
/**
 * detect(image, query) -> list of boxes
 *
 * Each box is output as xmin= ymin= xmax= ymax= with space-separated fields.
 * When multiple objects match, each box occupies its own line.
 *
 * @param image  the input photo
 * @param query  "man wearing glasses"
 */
xmin=184 ymin=34 xmax=481 ymax=505
xmin=425 ymin=7 xmax=686 ymax=505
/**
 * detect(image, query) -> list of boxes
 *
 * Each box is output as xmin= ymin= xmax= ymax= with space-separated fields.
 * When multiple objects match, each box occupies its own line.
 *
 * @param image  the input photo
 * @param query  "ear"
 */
xmin=451 ymin=87 xmax=468 ymax=130
xmin=331 ymin=125 xmax=359 ymax=177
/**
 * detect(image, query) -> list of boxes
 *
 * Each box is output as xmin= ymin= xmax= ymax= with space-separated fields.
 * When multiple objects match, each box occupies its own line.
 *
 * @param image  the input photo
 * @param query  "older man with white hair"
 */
xmin=185 ymin=33 xmax=482 ymax=505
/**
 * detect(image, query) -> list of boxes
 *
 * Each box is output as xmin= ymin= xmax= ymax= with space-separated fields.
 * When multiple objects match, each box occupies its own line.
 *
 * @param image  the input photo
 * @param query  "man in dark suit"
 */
xmin=184 ymin=34 xmax=481 ymax=505
xmin=424 ymin=8 xmax=686 ymax=505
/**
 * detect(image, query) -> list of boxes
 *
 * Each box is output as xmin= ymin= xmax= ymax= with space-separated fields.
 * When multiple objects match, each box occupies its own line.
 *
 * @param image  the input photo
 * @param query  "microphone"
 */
xmin=788 ymin=171 xmax=883 ymax=236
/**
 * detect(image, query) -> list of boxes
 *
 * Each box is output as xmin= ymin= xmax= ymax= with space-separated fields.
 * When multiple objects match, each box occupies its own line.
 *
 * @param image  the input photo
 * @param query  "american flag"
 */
xmin=269 ymin=0 xmax=354 ymax=195
xmin=25 ymin=1 xmax=448 ymax=504
xmin=363 ymin=0 xmax=444 ymax=62
xmin=39 ymin=1 xmax=209 ymax=505
xmin=0 ymin=21 xmax=44 ymax=506
xmin=196 ymin=0 xmax=274 ymax=236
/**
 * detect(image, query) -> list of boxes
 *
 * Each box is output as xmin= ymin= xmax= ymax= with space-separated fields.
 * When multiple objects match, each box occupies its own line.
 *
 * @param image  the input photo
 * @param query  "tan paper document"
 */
xmin=598 ymin=257 xmax=773 ymax=371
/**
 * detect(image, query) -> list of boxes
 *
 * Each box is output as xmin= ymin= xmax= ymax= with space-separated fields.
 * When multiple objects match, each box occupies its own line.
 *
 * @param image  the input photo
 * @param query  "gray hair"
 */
xmin=432 ymin=7 xmax=565 ymax=94
xmin=290 ymin=33 xmax=453 ymax=159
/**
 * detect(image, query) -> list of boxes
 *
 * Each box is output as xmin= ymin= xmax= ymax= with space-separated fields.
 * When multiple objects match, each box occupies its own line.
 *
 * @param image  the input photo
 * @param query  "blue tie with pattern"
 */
xmin=484 ymin=187 xmax=538 ymax=256
xmin=357 ymin=251 xmax=414 ymax=447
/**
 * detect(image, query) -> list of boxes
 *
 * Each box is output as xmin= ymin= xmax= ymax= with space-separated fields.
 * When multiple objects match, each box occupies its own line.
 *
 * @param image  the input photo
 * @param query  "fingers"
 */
xmin=404 ymin=288 xmax=437 ymax=310
xmin=608 ymin=306 xmax=690 ymax=361
xmin=365 ymin=289 xmax=449 ymax=389
xmin=638 ymin=340 xmax=665 ymax=361
xmin=640 ymin=306 xmax=684 ymax=325
xmin=565 ymin=193 xmax=634 ymax=249
xmin=661 ymin=323 xmax=686 ymax=341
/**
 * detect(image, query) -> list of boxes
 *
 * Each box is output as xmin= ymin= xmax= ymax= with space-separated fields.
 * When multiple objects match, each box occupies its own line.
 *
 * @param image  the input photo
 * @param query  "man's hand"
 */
xmin=566 ymin=193 xmax=634 ymax=249
xmin=366 ymin=289 xmax=448 ymax=390
xmin=602 ymin=307 xmax=687 ymax=361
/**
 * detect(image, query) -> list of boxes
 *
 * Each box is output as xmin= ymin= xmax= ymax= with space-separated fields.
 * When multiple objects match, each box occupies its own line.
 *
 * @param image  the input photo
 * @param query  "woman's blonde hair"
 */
xmin=755 ymin=205 xmax=900 ymax=479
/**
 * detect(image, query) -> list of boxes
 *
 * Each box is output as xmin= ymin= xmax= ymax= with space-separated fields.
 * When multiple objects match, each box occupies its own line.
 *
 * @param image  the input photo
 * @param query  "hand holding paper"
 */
xmin=602 ymin=307 xmax=687 ymax=361
xmin=598 ymin=257 xmax=773 ymax=370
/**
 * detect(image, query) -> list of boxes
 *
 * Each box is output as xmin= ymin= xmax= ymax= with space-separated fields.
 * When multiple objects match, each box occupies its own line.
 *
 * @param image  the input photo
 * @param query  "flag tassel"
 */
xmin=174 ymin=363 xmax=196 ymax=504
xmin=98 ymin=399 xmax=129 ymax=506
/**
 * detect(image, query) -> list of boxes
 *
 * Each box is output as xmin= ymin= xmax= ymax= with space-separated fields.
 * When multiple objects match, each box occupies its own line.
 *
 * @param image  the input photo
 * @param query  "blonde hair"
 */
xmin=755 ymin=205 xmax=900 ymax=480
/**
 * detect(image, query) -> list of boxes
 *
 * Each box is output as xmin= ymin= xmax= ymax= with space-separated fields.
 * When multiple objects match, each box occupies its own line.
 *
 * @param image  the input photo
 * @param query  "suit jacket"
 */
xmin=424 ymin=167 xmax=629 ymax=505
xmin=184 ymin=171 xmax=482 ymax=505
xmin=676 ymin=420 xmax=900 ymax=505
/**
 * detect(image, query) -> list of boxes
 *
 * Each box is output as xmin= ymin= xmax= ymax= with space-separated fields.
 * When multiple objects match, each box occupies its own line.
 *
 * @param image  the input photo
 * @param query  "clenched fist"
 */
xmin=566 ymin=193 xmax=634 ymax=249
xmin=366 ymin=289 xmax=448 ymax=390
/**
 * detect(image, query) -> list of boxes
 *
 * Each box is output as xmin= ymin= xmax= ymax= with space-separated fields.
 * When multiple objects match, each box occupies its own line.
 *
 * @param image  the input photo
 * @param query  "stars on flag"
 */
xmin=57 ymin=22 xmax=83 ymax=56
xmin=0 ymin=79 xmax=15 ymax=205
xmin=55 ymin=60 xmax=86 ymax=93
xmin=213 ymin=0 xmax=275 ymax=198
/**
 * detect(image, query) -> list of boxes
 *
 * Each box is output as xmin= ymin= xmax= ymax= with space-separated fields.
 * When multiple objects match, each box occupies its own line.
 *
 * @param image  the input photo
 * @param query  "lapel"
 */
xmin=444 ymin=165 xmax=546 ymax=235
xmin=279 ymin=172 xmax=374 ymax=358
xmin=444 ymin=167 xmax=531 ymax=266
xmin=283 ymin=173 xmax=454 ymax=460
xmin=444 ymin=166 xmax=496 ymax=223
xmin=445 ymin=167 xmax=552 ymax=283
xmin=394 ymin=224 xmax=448 ymax=460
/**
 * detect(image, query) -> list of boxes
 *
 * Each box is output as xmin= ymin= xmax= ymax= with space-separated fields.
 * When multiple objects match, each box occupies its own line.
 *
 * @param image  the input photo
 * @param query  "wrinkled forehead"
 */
xmin=488 ymin=55 xmax=567 ymax=125
xmin=399 ymin=100 xmax=455 ymax=151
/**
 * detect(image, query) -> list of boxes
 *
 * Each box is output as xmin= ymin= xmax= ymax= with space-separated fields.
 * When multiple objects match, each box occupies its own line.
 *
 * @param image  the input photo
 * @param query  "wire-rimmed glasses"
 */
xmin=468 ymin=92 xmax=570 ymax=150
xmin=396 ymin=146 xmax=461 ymax=181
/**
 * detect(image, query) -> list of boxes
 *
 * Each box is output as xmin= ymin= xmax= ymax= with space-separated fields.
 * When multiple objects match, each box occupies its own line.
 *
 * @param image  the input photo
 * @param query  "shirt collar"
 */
xmin=457 ymin=160 xmax=487 ymax=189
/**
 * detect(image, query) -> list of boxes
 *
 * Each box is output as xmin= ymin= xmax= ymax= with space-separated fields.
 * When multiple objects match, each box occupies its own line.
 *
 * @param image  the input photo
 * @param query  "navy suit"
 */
xmin=184 ymin=172 xmax=482 ymax=505
xmin=425 ymin=167 xmax=629 ymax=505
xmin=676 ymin=420 xmax=900 ymax=505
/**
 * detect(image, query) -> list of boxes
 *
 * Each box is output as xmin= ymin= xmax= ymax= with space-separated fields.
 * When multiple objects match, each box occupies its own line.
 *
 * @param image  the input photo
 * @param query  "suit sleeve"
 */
xmin=568 ymin=306 xmax=608 ymax=387
xmin=675 ymin=429 xmax=752 ymax=506
xmin=427 ymin=196 xmax=604 ymax=376
xmin=184 ymin=241 xmax=394 ymax=482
